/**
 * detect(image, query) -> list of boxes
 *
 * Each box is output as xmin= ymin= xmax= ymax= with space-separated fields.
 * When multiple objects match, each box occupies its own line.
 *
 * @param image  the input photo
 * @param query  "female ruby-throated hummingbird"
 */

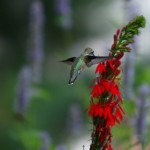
xmin=60 ymin=48 xmax=112 ymax=85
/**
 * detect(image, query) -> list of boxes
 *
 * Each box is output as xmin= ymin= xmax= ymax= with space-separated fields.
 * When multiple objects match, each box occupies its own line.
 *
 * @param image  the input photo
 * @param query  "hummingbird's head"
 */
xmin=84 ymin=48 xmax=94 ymax=56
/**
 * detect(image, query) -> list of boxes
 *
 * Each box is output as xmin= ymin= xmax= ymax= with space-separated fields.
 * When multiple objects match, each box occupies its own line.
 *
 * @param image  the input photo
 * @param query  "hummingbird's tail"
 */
xmin=68 ymin=76 xmax=77 ymax=85
xmin=68 ymin=80 xmax=74 ymax=85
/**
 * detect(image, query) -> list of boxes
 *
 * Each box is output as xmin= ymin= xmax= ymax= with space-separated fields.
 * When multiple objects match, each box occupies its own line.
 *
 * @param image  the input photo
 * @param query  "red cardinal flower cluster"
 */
xmin=88 ymin=16 xmax=146 ymax=150
xmin=89 ymin=47 xmax=124 ymax=150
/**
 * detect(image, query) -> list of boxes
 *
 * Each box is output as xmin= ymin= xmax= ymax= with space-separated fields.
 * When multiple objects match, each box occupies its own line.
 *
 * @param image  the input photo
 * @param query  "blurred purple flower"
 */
xmin=40 ymin=131 xmax=51 ymax=150
xmin=54 ymin=0 xmax=72 ymax=29
xmin=28 ymin=0 xmax=45 ymax=83
xmin=67 ymin=103 xmax=84 ymax=136
xmin=14 ymin=66 xmax=32 ymax=120
xmin=56 ymin=144 xmax=68 ymax=150
xmin=136 ymin=85 xmax=149 ymax=137
xmin=55 ymin=0 xmax=71 ymax=14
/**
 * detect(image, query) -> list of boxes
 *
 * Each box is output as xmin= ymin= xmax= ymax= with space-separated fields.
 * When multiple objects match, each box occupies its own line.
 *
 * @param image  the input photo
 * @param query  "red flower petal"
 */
xmin=107 ymin=60 xmax=114 ymax=69
xmin=89 ymin=104 xmax=96 ymax=116
xmin=116 ymin=29 xmax=120 ymax=36
xmin=117 ymin=52 xmax=124 ymax=59
xmin=91 ymin=83 xmax=105 ymax=98
xmin=111 ymin=44 xmax=115 ymax=49
xmin=95 ymin=63 xmax=106 ymax=74
xmin=101 ymin=79 xmax=110 ymax=92
xmin=95 ymin=106 xmax=103 ymax=117
xmin=114 ymin=69 xmax=121 ymax=76
xmin=115 ymin=108 xmax=123 ymax=120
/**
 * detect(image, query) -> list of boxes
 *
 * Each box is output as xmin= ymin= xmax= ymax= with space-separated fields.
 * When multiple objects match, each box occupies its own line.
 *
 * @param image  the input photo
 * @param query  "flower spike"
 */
xmin=88 ymin=15 xmax=146 ymax=150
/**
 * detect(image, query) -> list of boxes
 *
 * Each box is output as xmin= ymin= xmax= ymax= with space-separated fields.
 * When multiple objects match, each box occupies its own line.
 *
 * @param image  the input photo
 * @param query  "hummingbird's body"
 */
xmin=60 ymin=48 xmax=112 ymax=85
xmin=69 ymin=54 xmax=86 ymax=84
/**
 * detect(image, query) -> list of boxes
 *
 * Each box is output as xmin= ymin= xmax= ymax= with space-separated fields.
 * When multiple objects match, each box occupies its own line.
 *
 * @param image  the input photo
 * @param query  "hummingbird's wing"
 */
xmin=60 ymin=57 xmax=76 ymax=65
xmin=85 ymin=56 xmax=113 ymax=67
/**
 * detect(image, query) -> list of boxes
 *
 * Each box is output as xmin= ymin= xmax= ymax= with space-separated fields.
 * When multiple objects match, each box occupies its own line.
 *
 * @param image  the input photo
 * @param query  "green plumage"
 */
xmin=60 ymin=48 xmax=113 ymax=85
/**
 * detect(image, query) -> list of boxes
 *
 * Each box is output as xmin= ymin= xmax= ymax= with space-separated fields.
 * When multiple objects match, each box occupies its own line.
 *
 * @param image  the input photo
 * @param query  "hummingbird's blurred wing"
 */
xmin=60 ymin=57 xmax=76 ymax=65
xmin=85 ymin=56 xmax=113 ymax=67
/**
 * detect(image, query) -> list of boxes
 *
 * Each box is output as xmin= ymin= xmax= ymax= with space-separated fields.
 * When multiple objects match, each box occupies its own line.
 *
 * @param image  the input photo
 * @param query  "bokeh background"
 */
xmin=0 ymin=0 xmax=150 ymax=150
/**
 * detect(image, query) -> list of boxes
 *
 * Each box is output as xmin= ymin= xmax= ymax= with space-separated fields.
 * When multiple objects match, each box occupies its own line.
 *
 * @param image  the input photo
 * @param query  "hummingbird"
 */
xmin=60 ymin=48 xmax=113 ymax=85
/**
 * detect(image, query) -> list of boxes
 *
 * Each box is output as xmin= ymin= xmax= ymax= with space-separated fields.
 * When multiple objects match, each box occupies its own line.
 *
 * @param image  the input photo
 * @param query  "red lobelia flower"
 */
xmin=88 ymin=16 xmax=146 ymax=150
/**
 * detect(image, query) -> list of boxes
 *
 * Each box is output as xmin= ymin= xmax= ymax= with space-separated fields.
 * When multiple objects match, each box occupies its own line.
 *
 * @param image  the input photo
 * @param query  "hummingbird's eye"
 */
xmin=89 ymin=51 xmax=94 ymax=55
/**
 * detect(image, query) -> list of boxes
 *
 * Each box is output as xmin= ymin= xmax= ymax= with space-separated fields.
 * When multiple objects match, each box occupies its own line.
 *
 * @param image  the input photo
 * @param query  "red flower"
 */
xmin=111 ymin=28 xmax=121 ymax=50
xmin=95 ymin=63 xmax=106 ymax=74
xmin=89 ymin=104 xmax=96 ymax=116
xmin=91 ymin=83 xmax=105 ymax=97
xmin=106 ymin=58 xmax=121 ymax=72
xmin=111 ymin=44 xmax=115 ymax=49
xmin=89 ymin=101 xmax=124 ymax=127
xmin=107 ymin=60 xmax=114 ymax=70
xmin=95 ymin=104 xmax=103 ymax=117
xmin=91 ymin=78 xmax=122 ymax=102
xmin=101 ymin=78 xmax=110 ymax=91
xmin=104 ymin=144 xmax=113 ymax=150
xmin=116 ymin=52 xmax=124 ymax=59
xmin=116 ymin=29 xmax=120 ymax=36
xmin=114 ymin=69 xmax=121 ymax=76
xmin=88 ymin=15 xmax=145 ymax=149
xmin=110 ymin=82 xmax=122 ymax=102
xmin=115 ymin=108 xmax=123 ymax=123
xmin=89 ymin=28 xmax=125 ymax=150
xmin=91 ymin=78 xmax=111 ymax=98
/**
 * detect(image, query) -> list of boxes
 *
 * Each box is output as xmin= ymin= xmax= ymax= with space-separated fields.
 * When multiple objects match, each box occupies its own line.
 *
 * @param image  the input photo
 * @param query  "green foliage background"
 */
xmin=0 ymin=0 xmax=150 ymax=149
